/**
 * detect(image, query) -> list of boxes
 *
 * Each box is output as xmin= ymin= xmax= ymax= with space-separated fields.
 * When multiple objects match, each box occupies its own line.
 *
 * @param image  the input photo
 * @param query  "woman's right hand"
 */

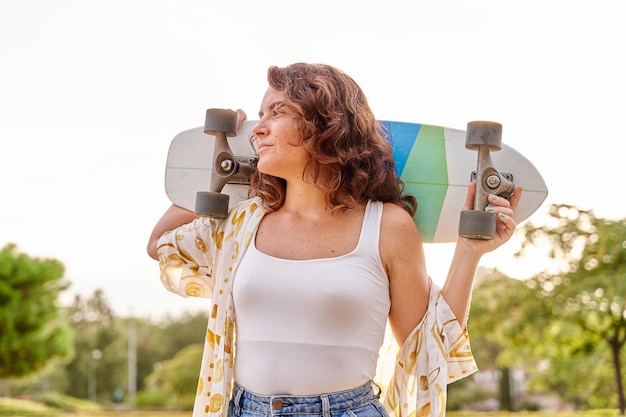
xmin=236 ymin=109 xmax=247 ymax=130
xmin=147 ymin=108 xmax=247 ymax=261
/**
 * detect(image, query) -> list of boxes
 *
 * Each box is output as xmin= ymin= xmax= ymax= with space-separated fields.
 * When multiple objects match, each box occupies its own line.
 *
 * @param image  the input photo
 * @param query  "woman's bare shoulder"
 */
xmin=379 ymin=202 xmax=424 ymax=258
xmin=381 ymin=202 xmax=418 ymax=232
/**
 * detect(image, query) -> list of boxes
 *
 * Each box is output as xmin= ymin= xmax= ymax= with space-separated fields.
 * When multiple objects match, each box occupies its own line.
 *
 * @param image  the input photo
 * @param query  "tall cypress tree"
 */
xmin=0 ymin=244 xmax=73 ymax=378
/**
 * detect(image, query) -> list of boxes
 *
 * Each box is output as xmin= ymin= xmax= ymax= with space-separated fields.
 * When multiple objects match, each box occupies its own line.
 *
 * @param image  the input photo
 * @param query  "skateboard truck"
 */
xmin=459 ymin=121 xmax=516 ymax=240
xmin=195 ymin=108 xmax=257 ymax=218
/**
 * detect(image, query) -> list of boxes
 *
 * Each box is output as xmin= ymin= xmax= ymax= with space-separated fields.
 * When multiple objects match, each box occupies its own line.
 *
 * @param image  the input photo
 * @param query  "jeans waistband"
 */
xmin=230 ymin=381 xmax=381 ymax=416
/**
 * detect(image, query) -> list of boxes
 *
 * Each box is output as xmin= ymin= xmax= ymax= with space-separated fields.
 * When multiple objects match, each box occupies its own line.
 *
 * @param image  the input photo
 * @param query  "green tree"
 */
xmin=518 ymin=204 xmax=626 ymax=414
xmin=471 ymin=205 xmax=626 ymax=412
xmin=144 ymin=344 xmax=203 ymax=410
xmin=469 ymin=268 xmax=548 ymax=410
xmin=133 ymin=310 xmax=206 ymax=393
xmin=0 ymin=244 xmax=72 ymax=378
xmin=63 ymin=290 xmax=127 ymax=402
xmin=158 ymin=311 xmax=207 ymax=356
xmin=470 ymin=264 xmax=621 ymax=410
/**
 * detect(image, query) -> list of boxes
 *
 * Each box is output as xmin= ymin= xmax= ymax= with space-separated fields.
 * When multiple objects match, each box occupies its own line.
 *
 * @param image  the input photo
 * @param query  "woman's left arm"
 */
xmin=382 ymin=203 xmax=430 ymax=346
xmin=441 ymin=182 xmax=523 ymax=327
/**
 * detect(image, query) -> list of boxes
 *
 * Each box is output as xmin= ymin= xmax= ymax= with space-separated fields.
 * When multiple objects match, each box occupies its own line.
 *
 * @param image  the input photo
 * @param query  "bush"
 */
xmin=142 ymin=344 xmax=202 ymax=410
xmin=35 ymin=392 xmax=101 ymax=412
xmin=447 ymin=385 xmax=494 ymax=411
xmin=135 ymin=390 xmax=171 ymax=409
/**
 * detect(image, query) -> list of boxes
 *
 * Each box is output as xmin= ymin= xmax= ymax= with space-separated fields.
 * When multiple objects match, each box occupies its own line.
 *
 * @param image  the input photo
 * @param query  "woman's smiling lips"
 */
xmin=257 ymin=142 xmax=271 ymax=153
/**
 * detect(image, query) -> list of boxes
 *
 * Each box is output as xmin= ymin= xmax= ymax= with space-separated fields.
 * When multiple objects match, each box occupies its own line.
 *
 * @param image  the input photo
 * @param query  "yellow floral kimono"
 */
xmin=157 ymin=197 xmax=477 ymax=417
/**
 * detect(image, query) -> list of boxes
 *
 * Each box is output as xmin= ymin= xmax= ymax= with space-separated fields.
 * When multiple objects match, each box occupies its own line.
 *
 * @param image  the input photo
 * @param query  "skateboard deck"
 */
xmin=164 ymin=120 xmax=548 ymax=243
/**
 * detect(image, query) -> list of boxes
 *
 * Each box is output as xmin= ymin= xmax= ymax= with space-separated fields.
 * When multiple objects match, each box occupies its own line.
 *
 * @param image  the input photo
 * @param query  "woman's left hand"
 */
xmin=460 ymin=181 xmax=523 ymax=254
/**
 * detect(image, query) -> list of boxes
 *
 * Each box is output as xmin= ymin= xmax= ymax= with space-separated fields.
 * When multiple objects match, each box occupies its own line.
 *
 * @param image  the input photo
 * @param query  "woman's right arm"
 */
xmin=146 ymin=204 xmax=198 ymax=260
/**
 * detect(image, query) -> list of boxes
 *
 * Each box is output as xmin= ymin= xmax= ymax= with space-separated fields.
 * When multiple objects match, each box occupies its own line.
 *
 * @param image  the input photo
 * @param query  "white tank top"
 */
xmin=232 ymin=201 xmax=390 ymax=395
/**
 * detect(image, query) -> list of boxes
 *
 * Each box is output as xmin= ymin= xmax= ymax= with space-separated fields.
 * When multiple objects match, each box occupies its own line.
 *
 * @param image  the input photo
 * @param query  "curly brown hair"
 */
xmin=250 ymin=63 xmax=416 ymax=216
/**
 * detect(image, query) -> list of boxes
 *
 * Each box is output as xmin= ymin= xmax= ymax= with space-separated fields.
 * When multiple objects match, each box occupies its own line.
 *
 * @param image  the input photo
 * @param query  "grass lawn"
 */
xmin=448 ymin=411 xmax=621 ymax=417
xmin=59 ymin=413 xmax=189 ymax=417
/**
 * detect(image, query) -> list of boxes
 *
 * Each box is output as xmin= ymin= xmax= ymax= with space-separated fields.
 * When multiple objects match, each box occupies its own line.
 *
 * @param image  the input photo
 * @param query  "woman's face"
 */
xmin=252 ymin=87 xmax=310 ymax=181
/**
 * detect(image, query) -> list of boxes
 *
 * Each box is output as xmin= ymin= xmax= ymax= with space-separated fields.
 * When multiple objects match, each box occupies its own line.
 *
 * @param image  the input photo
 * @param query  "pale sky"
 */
xmin=1 ymin=0 xmax=624 ymax=319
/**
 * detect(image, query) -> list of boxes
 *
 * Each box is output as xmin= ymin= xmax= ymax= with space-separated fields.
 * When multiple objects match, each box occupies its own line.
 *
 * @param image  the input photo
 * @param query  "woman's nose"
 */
xmin=252 ymin=120 xmax=267 ymax=137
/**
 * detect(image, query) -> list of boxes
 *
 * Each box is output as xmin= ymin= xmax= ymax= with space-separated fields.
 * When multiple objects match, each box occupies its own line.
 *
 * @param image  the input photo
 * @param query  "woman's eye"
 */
xmin=273 ymin=103 xmax=290 ymax=116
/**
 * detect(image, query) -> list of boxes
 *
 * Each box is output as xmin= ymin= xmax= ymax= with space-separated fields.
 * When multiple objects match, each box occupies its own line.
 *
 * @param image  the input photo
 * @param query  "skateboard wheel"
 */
xmin=195 ymin=191 xmax=229 ymax=218
xmin=465 ymin=121 xmax=502 ymax=151
xmin=204 ymin=109 xmax=239 ymax=137
xmin=459 ymin=210 xmax=496 ymax=240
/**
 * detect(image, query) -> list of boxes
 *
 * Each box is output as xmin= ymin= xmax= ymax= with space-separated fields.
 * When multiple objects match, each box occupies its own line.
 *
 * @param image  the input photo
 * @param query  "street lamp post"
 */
xmin=88 ymin=349 xmax=102 ymax=402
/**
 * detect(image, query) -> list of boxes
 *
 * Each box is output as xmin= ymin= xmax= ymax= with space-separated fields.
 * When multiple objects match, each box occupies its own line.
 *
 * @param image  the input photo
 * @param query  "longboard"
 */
xmin=164 ymin=121 xmax=547 ymax=243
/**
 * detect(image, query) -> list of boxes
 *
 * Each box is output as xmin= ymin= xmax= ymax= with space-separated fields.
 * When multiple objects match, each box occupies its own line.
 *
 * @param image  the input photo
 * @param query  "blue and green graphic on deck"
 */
xmin=381 ymin=121 xmax=449 ymax=243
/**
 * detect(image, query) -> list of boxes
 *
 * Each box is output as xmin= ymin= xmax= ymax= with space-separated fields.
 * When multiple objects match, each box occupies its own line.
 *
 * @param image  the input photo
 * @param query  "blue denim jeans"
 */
xmin=228 ymin=381 xmax=388 ymax=417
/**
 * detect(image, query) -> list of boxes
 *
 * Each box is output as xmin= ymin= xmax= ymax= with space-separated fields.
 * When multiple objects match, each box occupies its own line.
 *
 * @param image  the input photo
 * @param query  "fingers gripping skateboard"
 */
xmin=195 ymin=109 xmax=256 ymax=218
xmin=459 ymin=121 xmax=516 ymax=240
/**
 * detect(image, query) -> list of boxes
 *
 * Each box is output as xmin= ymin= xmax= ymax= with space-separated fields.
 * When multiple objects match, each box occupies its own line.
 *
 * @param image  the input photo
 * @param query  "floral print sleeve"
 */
xmin=157 ymin=215 xmax=223 ymax=298
xmin=381 ymin=280 xmax=478 ymax=417
xmin=156 ymin=198 xmax=266 ymax=417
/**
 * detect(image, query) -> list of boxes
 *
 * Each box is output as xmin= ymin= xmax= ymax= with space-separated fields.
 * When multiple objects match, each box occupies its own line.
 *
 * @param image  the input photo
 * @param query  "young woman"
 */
xmin=148 ymin=63 xmax=521 ymax=417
